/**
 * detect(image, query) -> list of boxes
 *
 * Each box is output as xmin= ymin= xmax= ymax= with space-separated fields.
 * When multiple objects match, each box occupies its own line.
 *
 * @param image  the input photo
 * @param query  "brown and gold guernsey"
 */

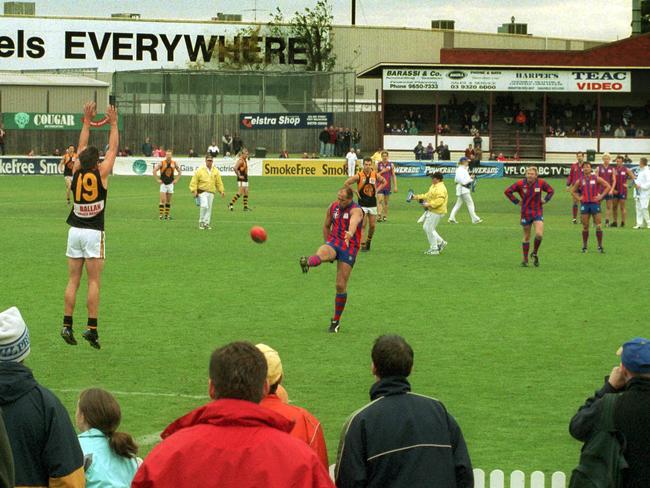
xmin=66 ymin=168 xmax=107 ymax=231
xmin=62 ymin=153 xmax=76 ymax=177
xmin=238 ymin=158 xmax=249 ymax=182
xmin=357 ymin=170 xmax=378 ymax=207
xmin=160 ymin=159 xmax=176 ymax=185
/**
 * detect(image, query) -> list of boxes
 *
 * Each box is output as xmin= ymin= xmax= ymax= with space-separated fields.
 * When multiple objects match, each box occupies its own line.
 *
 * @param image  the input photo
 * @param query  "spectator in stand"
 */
xmin=391 ymin=124 xmax=401 ymax=134
xmin=399 ymin=123 xmax=408 ymax=134
xmin=626 ymin=124 xmax=637 ymax=138
xmin=515 ymin=110 xmax=527 ymax=130
xmin=436 ymin=123 xmax=444 ymax=135
xmin=279 ymin=150 xmax=289 ymax=159
xmin=123 ymin=146 xmax=132 ymax=156
xmin=0 ymin=306 xmax=85 ymax=487
xmin=188 ymin=148 xmax=196 ymax=157
xmin=132 ymin=341 xmax=333 ymax=488
xmin=555 ymin=127 xmax=566 ymax=137
xmin=413 ymin=141 xmax=425 ymax=160
xmin=232 ymin=133 xmax=243 ymax=155
xmin=504 ymin=112 xmax=514 ymax=125
xmin=142 ymin=137 xmax=153 ymax=157
xmin=622 ymin=106 xmax=633 ymax=126
xmin=636 ymin=126 xmax=645 ymax=137
xmin=441 ymin=143 xmax=451 ymax=161
xmin=469 ymin=125 xmax=479 ymax=137
xmin=53 ymin=148 xmax=61 ymax=157
xmin=76 ymin=388 xmax=139 ymax=487
xmin=343 ymin=128 xmax=352 ymax=151
xmin=222 ymin=132 xmax=233 ymax=155
xmin=472 ymin=148 xmax=483 ymax=169
xmin=302 ymin=152 xmax=310 ymax=159
xmin=464 ymin=144 xmax=475 ymax=160
xmin=548 ymin=125 xmax=555 ymax=136
xmin=319 ymin=127 xmax=329 ymax=156
xmin=335 ymin=334 xmax=473 ymax=488
xmin=473 ymin=132 xmax=482 ymax=149
xmin=443 ymin=124 xmax=451 ymax=134
xmin=327 ymin=125 xmax=337 ymax=156
xmin=435 ymin=141 xmax=445 ymax=161
xmin=425 ymin=143 xmax=435 ymax=161
xmin=256 ymin=344 xmax=329 ymax=468
xmin=614 ymin=125 xmax=626 ymax=138
xmin=384 ymin=123 xmax=392 ymax=134
xmin=496 ymin=152 xmax=506 ymax=162
xmin=623 ymin=154 xmax=632 ymax=164
xmin=0 ymin=412 xmax=13 ymax=488
xmin=336 ymin=128 xmax=345 ymax=157
xmin=569 ymin=337 xmax=650 ymax=488
xmin=408 ymin=124 xmax=419 ymax=135
xmin=311 ymin=152 xmax=319 ymax=159
xmin=352 ymin=128 xmax=361 ymax=151
xmin=602 ymin=121 xmax=612 ymax=134
xmin=513 ymin=151 xmax=520 ymax=161
xmin=207 ymin=140 xmax=220 ymax=157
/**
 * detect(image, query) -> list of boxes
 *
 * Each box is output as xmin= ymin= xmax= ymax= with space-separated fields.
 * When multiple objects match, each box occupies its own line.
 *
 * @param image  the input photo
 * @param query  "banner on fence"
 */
xmin=262 ymin=159 xmax=347 ymax=176
xmin=112 ymin=157 xmax=263 ymax=177
xmin=2 ymin=112 xmax=123 ymax=131
xmin=240 ymin=113 xmax=333 ymax=130
xmin=395 ymin=161 xmax=504 ymax=178
xmin=0 ymin=157 xmax=62 ymax=175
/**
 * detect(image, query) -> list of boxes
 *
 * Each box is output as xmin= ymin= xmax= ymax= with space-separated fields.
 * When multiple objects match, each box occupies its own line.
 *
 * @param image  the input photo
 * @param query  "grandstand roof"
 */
xmin=0 ymin=73 xmax=109 ymax=87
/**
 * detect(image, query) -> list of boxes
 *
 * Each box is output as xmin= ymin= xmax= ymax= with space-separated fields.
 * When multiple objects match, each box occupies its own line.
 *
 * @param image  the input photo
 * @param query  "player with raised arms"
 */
xmin=60 ymin=102 xmax=118 ymax=349
xmin=611 ymin=154 xmax=636 ymax=227
xmin=153 ymin=149 xmax=182 ymax=220
xmin=299 ymin=187 xmax=364 ymax=333
xmin=504 ymin=166 xmax=554 ymax=267
xmin=566 ymin=151 xmax=585 ymax=223
xmin=229 ymin=148 xmax=251 ymax=211
xmin=58 ymin=144 xmax=77 ymax=205
xmin=570 ymin=161 xmax=611 ymax=253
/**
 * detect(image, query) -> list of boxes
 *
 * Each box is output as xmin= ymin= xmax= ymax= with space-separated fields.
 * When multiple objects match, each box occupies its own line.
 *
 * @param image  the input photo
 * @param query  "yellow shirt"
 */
xmin=189 ymin=165 xmax=224 ymax=194
xmin=415 ymin=181 xmax=448 ymax=215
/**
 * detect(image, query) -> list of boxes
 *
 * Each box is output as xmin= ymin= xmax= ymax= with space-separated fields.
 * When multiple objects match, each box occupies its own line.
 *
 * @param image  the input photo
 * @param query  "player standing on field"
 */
xmin=566 ymin=151 xmax=585 ymax=224
xmin=61 ymin=102 xmax=118 ymax=350
xmin=571 ymin=161 xmax=611 ymax=253
xmin=611 ymin=154 xmax=636 ymax=227
xmin=377 ymin=151 xmax=398 ymax=222
xmin=58 ymin=144 xmax=77 ymax=205
xmin=299 ymin=187 xmax=364 ymax=333
xmin=344 ymin=158 xmax=386 ymax=252
xmin=153 ymin=149 xmax=182 ymax=220
xmin=597 ymin=153 xmax=615 ymax=226
xmin=448 ymin=157 xmax=482 ymax=224
xmin=504 ymin=166 xmax=554 ymax=267
xmin=411 ymin=171 xmax=448 ymax=255
xmin=229 ymin=148 xmax=251 ymax=211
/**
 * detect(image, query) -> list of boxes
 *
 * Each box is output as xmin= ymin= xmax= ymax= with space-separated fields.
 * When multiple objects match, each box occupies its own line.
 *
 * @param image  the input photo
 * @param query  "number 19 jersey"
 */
xmin=66 ymin=168 xmax=107 ymax=231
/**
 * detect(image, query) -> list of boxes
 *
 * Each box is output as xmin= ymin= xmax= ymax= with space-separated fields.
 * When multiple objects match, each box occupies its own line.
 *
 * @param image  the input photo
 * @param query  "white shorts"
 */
xmin=361 ymin=206 xmax=378 ymax=215
xmin=160 ymin=183 xmax=174 ymax=194
xmin=64 ymin=176 xmax=73 ymax=183
xmin=66 ymin=227 xmax=105 ymax=259
xmin=238 ymin=181 xmax=249 ymax=188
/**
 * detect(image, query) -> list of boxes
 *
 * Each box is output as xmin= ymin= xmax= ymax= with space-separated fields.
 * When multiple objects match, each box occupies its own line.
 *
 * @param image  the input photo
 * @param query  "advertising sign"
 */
xmin=0 ymin=157 xmax=62 ymax=175
xmin=2 ymin=112 xmax=123 ymax=131
xmin=394 ymin=161 xmax=504 ymax=178
xmin=383 ymin=69 xmax=631 ymax=92
xmin=262 ymin=159 xmax=346 ymax=176
xmin=240 ymin=113 xmax=333 ymax=130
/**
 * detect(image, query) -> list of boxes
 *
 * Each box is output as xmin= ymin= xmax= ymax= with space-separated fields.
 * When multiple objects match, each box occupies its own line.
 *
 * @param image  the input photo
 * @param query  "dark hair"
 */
xmin=372 ymin=334 xmax=414 ymax=378
xmin=79 ymin=146 xmax=99 ymax=169
xmin=640 ymin=157 xmax=648 ymax=166
xmin=431 ymin=171 xmax=444 ymax=181
xmin=78 ymin=388 xmax=138 ymax=458
xmin=363 ymin=157 xmax=373 ymax=163
xmin=209 ymin=342 xmax=267 ymax=403
xmin=576 ymin=151 xmax=584 ymax=156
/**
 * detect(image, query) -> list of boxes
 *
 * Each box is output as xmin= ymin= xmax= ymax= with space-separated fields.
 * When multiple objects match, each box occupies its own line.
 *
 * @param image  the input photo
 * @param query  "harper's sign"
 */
xmin=383 ymin=69 xmax=632 ymax=92
xmin=240 ymin=113 xmax=333 ymax=130
xmin=0 ymin=17 xmax=308 ymax=71
xmin=2 ymin=112 xmax=123 ymax=131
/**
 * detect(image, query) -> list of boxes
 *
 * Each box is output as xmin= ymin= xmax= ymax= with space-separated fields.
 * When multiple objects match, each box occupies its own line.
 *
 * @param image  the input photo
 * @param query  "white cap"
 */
xmin=0 ymin=307 xmax=30 ymax=362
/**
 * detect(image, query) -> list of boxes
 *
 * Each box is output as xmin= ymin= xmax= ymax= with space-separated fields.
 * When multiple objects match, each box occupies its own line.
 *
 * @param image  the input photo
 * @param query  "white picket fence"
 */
xmin=328 ymin=466 xmax=568 ymax=487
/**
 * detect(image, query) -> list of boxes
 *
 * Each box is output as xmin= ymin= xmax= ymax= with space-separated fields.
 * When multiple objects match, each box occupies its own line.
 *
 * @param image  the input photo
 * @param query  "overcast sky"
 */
xmin=29 ymin=0 xmax=633 ymax=41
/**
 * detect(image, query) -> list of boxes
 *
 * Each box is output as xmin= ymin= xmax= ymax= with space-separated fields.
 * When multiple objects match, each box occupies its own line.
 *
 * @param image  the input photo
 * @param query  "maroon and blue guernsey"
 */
xmin=505 ymin=178 xmax=554 ymax=219
xmin=327 ymin=201 xmax=362 ymax=254
xmin=566 ymin=162 xmax=584 ymax=187
xmin=598 ymin=164 xmax=615 ymax=192
xmin=578 ymin=174 xmax=601 ymax=203
xmin=377 ymin=161 xmax=394 ymax=191
xmin=614 ymin=165 xmax=630 ymax=197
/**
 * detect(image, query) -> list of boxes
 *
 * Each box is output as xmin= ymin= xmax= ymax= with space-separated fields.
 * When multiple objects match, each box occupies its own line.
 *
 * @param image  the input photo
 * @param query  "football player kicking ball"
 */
xmin=299 ymin=187 xmax=364 ymax=333
xmin=504 ymin=167 xmax=554 ymax=267
xmin=570 ymin=161 xmax=611 ymax=253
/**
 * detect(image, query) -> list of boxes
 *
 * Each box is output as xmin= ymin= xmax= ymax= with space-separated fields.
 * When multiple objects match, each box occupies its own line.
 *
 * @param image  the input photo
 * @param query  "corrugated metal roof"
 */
xmin=0 ymin=72 xmax=109 ymax=87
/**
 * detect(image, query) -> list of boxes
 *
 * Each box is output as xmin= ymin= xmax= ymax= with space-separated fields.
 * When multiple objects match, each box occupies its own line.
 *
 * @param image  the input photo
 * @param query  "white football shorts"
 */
xmin=66 ymin=227 xmax=105 ymax=259
xmin=361 ymin=206 xmax=378 ymax=215
xmin=160 ymin=183 xmax=174 ymax=194
xmin=238 ymin=181 xmax=249 ymax=188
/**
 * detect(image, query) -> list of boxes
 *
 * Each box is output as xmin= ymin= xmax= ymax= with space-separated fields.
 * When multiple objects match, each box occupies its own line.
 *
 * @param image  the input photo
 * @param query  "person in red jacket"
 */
xmin=132 ymin=342 xmax=334 ymax=488
xmin=256 ymin=343 xmax=329 ymax=468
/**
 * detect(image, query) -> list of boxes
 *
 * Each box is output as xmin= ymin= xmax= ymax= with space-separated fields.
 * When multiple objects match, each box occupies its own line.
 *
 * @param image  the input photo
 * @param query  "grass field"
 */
xmin=0 ymin=174 xmax=645 ymax=476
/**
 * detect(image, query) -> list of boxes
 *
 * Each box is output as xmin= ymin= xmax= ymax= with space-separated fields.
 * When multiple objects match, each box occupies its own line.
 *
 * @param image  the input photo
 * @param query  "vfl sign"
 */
xmin=240 ymin=112 xmax=333 ymax=130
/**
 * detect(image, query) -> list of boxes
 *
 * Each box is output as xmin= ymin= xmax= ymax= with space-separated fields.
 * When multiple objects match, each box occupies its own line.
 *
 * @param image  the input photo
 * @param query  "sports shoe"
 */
xmin=204 ymin=225 xmax=212 ymax=230
xmin=328 ymin=319 xmax=340 ymax=333
xmin=531 ymin=253 xmax=539 ymax=267
xmin=448 ymin=218 xmax=458 ymax=224
xmin=243 ymin=207 xmax=252 ymax=212
xmin=633 ymin=225 xmax=643 ymax=229
xmin=620 ymin=222 xmax=625 ymax=228
xmin=60 ymin=326 xmax=77 ymax=346
xmin=299 ymin=256 xmax=309 ymax=273
xmin=424 ymin=249 xmax=440 ymax=255
xmin=228 ymin=204 xmax=234 ymax=211
xmin=199 ymin=223 xmax=206 ymax=230
xmin=159 ymin=215 xmax=163 ymax=220
xmin=82 ymin=329 xmax=101 ymax=350
xmin=473 ymin=218 xmax=483 ymax=224
xmin=365 ymin=240 xmax=372 ymax=251
xmin=66 ymin=198 xmax=71 ymax=206
xmin=439 ymin=240 xmax=448 ymax=252
xmin=521 ymin=261 xmax=529 ymax=267
xmin=610 ymin=222 xmax=618 ymax=227
xmin=581 ymin=247 xmax=587 ymax=253
xmin=572 ymin=218 xmax=577 ymax=224
xmin=598 ymin=246 xmax=605 ymax=253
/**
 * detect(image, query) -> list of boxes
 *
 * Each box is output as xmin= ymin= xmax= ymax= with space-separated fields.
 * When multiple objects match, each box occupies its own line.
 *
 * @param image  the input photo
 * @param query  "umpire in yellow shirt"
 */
xmin=189 ymin=154 xmax=225 ymax=230
xmin=413 ymin=171 xmax=448 ymax=255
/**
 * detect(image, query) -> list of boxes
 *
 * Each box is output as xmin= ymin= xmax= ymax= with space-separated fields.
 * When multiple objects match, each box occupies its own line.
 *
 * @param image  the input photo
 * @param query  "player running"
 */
xmin=153 ymin=149 xmax=181 ymax=220
xmin=299 ymin=187 xmax=364 ymax=333
xmin=504 ymin=166 xmax=554 ymax=267
xmin=61 ymin=102 xmax=118 ymax=350
xmin=597 ymin=153 xmax=615 ymax=226
xmin=344 ymin=158 xmax=386 ymax=251
xmin=448 ymin=157 xmax=482 ymax=224
xmin=229 ymin=148 xmax=251 ymax=211
xmin=377 ymin=151 xmax=397 ymax=222
xmin=570 ymin=161 xmax=611 ymax=253
xmin=58 ymin=144 xmax=77 ymax=205
xmin=611 ymin=154 xmax=636 ymax=227
xmin=566 ymin=151 xmax=585 ymax=223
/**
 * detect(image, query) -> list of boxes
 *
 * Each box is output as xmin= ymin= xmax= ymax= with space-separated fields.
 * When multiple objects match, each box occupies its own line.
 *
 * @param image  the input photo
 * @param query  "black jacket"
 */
xmin=335 ymin=376 xmax=473 ymax=488
xmin=570 ymin=376 xmax=650 ymax=488
xmin=0 ymin=408 xmax=13 ymax=488
xmin=0 ymin=362 xmax=84 ymax=487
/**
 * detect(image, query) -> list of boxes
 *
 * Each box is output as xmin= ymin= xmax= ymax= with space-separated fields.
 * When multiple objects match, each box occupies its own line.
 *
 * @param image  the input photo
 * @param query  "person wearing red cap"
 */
xmin=569 ymin=337 xmax=650 ymax=487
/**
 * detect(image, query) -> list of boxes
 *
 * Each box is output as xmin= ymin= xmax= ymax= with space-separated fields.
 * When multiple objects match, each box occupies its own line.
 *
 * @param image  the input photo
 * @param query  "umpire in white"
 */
xmin=448 ymin=157 xmax=482 ymax=224
xmin=412 ymin=172 xmax=448 ymax=255
xmin=633 ymin=157 xmax=650 ymax=229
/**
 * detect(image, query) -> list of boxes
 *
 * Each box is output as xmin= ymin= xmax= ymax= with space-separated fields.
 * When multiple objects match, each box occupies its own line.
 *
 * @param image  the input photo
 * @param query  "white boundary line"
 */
xmin=54 ymin=388 xmax=206 ymax=400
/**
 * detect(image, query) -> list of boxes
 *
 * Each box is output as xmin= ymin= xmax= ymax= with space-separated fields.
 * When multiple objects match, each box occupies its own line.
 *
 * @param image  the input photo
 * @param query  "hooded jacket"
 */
xmin=335 ymin=376 xmax=473 ymax=488
xmin=131 ymin=398 xmax=334 ymax=488
xmin=0 ymin=362 xmax=84 ymax=488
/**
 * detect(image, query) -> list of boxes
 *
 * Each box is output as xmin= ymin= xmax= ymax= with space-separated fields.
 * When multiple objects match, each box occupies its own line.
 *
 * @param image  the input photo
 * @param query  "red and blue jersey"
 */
xmin=578 ymin=174 xmax=601 ymax=203
xmin=614 ymin=165 xmax=630 ymax=196
xmin=377 ymin=161 xmax=394 ymax=190
xmin=566 ymin=162 xmax=583 ymax=186
xmin=327 ymin=201 xmax=362 ymax=255
xmin=505 ymin=178 xmax=554 ymax=219
xmin=597 ymin=164 xmax=614 ymax=192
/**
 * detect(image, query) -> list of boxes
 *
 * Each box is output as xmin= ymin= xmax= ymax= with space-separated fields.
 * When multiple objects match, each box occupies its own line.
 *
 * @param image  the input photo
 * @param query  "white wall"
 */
xmin=600 ymin=138 xmax=650 ymax=154
xmin=545 ymin=137 xmax=598 ymax=153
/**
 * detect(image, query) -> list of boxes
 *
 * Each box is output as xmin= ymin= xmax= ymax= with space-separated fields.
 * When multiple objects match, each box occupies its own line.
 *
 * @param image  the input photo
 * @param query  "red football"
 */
xmin=250 ymin=226 xmax=267 ymax=243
